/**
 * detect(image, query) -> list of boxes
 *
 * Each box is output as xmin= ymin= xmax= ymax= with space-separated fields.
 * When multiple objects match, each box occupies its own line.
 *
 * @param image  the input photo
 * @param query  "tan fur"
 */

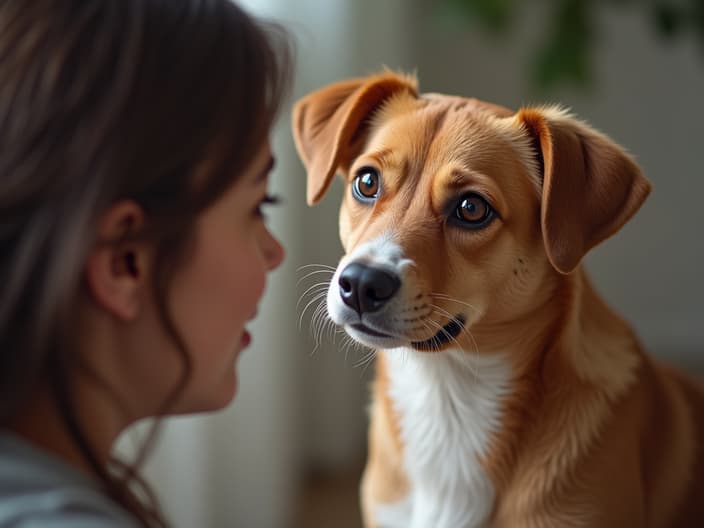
xmin=360 ymin=355 xmax=410 ymax=527
xmin=292 ymin=71 xmax=704 ymax=527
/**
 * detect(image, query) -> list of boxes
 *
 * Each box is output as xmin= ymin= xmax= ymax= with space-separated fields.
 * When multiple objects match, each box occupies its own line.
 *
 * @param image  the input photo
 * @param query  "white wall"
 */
xmin=126 ymin=2 xmax=704 ymax=527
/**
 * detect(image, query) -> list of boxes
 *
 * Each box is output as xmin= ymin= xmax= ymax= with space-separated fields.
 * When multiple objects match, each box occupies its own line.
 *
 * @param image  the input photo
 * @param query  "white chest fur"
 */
xmin=376 ymin=348 xmax=511 ymax=528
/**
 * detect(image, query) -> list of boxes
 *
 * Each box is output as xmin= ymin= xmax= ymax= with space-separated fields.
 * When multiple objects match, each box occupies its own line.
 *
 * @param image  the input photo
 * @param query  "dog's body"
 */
xmin=292 ymin=72 xmax=704 ymax=527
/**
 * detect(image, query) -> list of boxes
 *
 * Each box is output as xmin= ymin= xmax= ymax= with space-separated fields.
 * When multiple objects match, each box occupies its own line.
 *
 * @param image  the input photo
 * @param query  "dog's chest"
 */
xmin=378 ymin=348 xmax=511 ymax=528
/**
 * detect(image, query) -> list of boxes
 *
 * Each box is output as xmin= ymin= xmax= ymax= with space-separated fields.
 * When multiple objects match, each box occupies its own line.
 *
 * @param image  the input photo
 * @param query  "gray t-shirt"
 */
xmin=0 ymin=433 xmax=139 ymax=527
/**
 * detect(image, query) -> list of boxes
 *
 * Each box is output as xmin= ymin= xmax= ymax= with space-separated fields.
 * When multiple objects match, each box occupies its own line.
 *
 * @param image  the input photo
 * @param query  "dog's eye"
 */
xmin=453 ymin=193 xmax=494 ymax=228
xmin=352 ymin=167 xmax=380 ymax=203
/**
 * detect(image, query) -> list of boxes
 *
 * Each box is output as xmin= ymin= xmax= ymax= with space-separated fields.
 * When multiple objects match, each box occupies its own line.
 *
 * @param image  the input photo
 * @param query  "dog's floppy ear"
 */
xmin=292 ymin=72 xmax=418 ymax=205
xmin=516 ymin=106 xmax=652 ymax=274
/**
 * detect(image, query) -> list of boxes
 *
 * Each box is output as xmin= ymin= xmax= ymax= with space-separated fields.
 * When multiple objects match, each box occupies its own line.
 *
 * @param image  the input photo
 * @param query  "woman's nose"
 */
xmin=264 ymin=229 xmax=285 ymax=271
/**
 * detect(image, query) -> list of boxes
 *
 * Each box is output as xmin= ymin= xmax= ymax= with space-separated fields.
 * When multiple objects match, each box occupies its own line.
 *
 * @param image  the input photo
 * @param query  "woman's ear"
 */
xmin=84 ymin=200 xmax=151 ymax=320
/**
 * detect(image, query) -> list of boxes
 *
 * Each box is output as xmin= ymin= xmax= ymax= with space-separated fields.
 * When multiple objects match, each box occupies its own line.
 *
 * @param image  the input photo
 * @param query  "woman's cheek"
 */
xmin=238 ymin=255 xmax=267 ymax=306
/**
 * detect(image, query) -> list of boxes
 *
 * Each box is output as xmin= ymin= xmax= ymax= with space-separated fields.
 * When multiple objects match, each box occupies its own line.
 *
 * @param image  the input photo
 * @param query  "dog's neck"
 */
xmin=520 ymin=267 xmax=642 ymax=392
xmin=462 ymin=267 xmax=641 ymax=392
xmin=378 ymin=267 xmax=643 ymax=526
xmin=380 ymin=347 xmax=510 ymax=527
xmin=479 ymin=267 xmax=643 ymax=505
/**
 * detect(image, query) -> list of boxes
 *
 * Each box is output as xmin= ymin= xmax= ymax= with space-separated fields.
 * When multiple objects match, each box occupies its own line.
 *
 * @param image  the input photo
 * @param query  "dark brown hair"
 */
xmin=0 ymin=0 xmax=292 ymax=525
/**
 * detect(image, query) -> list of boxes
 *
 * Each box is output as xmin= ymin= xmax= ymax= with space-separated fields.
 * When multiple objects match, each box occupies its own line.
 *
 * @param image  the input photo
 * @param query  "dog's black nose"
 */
xmin=338 ymin=263 xmax=400 ymax=314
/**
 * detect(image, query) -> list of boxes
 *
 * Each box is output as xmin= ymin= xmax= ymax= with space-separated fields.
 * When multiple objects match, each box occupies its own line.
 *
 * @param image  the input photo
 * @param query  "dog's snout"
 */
xmin=338 ymin=263 xmax=400 ymax=314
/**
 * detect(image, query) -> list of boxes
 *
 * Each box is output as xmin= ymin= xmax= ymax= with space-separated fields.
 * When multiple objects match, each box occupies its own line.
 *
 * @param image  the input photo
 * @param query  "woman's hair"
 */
xmin=0 ymin=0 xmax=292 ymax=525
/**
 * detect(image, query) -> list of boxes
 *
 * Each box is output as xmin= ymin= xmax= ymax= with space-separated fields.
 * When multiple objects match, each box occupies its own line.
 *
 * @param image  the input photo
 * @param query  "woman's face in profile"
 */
xmin=164 ymin=140 xmax=285 ymax=413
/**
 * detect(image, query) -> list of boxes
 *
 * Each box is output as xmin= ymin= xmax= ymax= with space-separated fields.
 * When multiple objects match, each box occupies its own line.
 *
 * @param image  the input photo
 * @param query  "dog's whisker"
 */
xmin=324 ymin=316 xmax=337 ymax=345
xmin=296 ymin=283 xmax=328 ymax=310
xmin=427 ymin=317 xmax=462 ymax=351
xmin=295 ymin=289 xmax=328 ymax=320
xmin=340 ymin=337 xmax=350 ymax=362
xmin=309 ymin=342 xmax=320 ymax=356
xmin=307 ymin=305 xmax=323 ymax=351
xmin=428 ymin=310 xmax=481 ymax=381
xmin=429 ymin=304 xmax=469 ymax=345
xmin=425 ymin=317 xmax=479 ymax=379
xmin=309 ymin=299 xmax=328 ymax=344
xmin=345 ymin=335 xmax=361 ymax=364
xmin=419 ymin=319 xmax=441 ymax=353
xmin=353 ymin=348 xmax=374 ymax=369
xmin=354 ymin=338 xmax=367 ymax=359
xmin=360 ymin=352 xmax=377 ymax=378
xmin=296 ymin=269 xmax=335 ymax=287
xmin=355 ymin=348 xmax=378 ymax=375
xmin=296 ymin=280 xmax=330 ymax=305
xmin=296 ymin=263 xmax=336 ymax=272
xmin=419 ymin=316 xmax=447 ymax=354
xmin=430 ymin=293 xmax=480 ymax=314
xmin=311 ymin=302 xmax=330 ymax=348
xmin=307 ymin=308 xmax=325 ymax=356
xmin=345 ymin=334 xmax=361 ymax=362
xmin=296 ymin=279 xmax=328 ymax=293
xmin=298 ymin=292 xmax=327 ymax=331
xmin=318 ymin=312 xmax=336 ymax=348
xmin=298 ymin=290 xmax=327 ymax=329
xmin=430 ymin=305 xmax=481 ymax=359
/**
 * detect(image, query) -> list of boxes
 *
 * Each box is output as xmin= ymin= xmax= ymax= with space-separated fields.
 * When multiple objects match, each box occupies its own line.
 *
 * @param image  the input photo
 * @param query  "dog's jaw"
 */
xmin=410 ymin=313 xmax=467 ymax=351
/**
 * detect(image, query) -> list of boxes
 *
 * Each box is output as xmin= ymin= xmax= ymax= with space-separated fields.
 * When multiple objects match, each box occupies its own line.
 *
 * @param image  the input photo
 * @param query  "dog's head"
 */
xmin=292 ymin=71 xmax=651 ymax=353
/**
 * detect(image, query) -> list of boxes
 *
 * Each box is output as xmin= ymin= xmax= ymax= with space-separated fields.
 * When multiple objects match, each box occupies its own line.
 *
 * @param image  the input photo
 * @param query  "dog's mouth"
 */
xmin=346 ymin=314 xmax=467 ymax=351
xmin=349 ymin=323 xmax=393 ymax=339
xmin=411 ymin=314 xmax=466 ymax=351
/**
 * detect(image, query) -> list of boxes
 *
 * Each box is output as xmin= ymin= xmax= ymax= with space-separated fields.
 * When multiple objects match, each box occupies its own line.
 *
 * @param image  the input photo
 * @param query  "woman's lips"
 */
xmin=241 ymin=329 xmax=251 ymax=348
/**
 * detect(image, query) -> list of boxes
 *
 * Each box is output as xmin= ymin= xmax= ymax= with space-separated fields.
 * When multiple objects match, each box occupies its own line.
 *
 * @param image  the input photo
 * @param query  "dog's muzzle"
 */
xmin=338 ymin=262 xmax=400 ymax=315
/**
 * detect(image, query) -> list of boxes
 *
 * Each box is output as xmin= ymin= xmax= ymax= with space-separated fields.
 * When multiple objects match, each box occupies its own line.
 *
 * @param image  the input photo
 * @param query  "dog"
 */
xmin=292 ymin=71 xmax=704 ymax=527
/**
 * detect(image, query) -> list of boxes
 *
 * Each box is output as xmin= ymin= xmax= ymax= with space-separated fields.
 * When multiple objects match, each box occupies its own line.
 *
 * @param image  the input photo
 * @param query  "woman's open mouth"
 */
xmin=411 ymin=314 xmax=466 ymax=351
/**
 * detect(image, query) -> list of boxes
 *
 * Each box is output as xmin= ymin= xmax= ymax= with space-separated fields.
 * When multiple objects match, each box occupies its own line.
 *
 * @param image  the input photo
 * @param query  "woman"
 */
xmin=0 ymin=0 xmax=293 ymax=525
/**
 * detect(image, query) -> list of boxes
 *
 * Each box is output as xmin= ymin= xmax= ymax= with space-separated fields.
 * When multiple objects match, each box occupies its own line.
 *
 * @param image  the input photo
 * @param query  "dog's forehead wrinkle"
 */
xmin=408 ymin=106 xmax=449 ymax=179
xmin=424 ymin=117 xmax=496 ymax=173
xmin=426 ymin=115 xmax=543 ymax=207
xmin=364 ymin=113 xmax=443 ymax=205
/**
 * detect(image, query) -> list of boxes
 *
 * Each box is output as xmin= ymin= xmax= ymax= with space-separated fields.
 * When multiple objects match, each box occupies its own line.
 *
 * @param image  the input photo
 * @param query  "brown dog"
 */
xmin=292 ymin=71 xmax=704 ymax=527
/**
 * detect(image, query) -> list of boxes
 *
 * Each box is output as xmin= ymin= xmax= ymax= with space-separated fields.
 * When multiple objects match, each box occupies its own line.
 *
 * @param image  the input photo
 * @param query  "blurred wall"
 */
xmin=296 ymin=0 xmax=704 ymax=478
xmin=127 ymin=1 xmax=704 ymax=527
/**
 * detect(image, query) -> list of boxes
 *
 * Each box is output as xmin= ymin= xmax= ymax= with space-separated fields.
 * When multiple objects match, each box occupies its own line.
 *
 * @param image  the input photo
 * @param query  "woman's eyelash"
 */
xmin=256 ymin=194 xmax=281 ymax=217
xmin=261 ymin=194 xmax=281 ymax=206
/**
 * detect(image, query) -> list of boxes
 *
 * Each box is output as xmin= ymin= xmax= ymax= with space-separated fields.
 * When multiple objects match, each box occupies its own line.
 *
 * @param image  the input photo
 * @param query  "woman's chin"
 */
xmin=172 ymin=371 xmax=239 ymax=415
xmin=209 ymin=371 xmax=239 ymax=411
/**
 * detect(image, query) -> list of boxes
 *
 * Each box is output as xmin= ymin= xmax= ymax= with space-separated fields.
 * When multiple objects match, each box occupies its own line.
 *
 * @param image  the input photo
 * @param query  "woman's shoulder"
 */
xmin=0 ymin=433 xmax=139 ymax=527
